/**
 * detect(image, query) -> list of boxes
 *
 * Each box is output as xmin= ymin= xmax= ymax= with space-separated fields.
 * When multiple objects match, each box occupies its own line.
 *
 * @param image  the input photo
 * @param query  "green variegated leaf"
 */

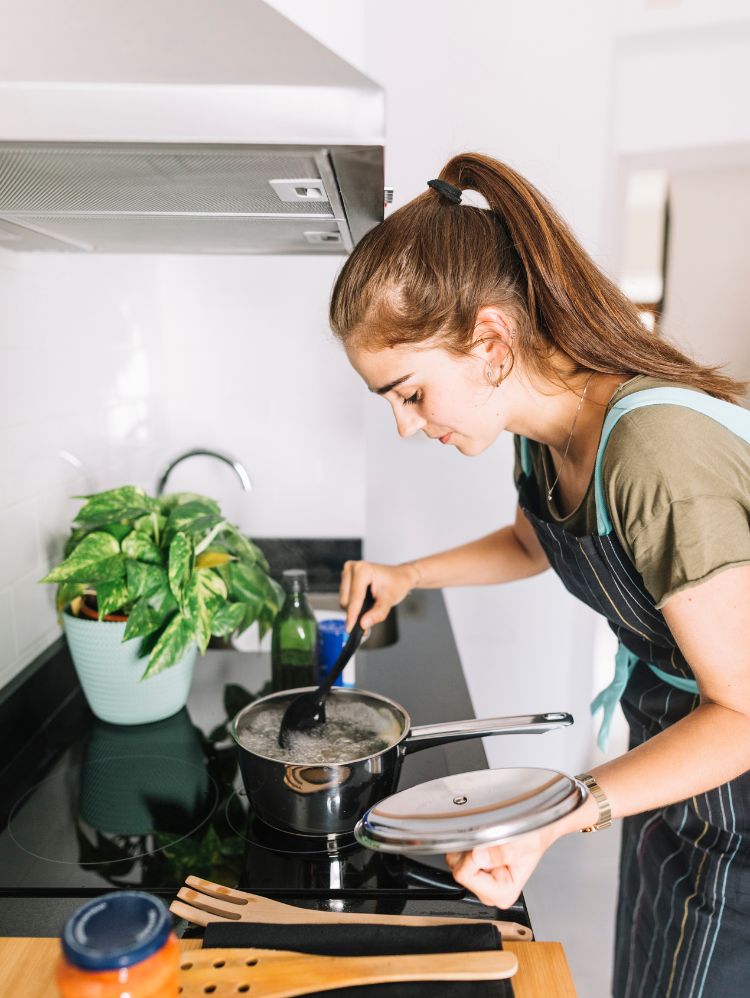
xmin=123 ymin=599 xmax=171 ymax=641
xmin=199 ymin=569 xmax=227 ymax=600
xmin=210 ymin=601 xmax=246 ymax=638
xmin=167 ymin=501 xmax=224 ymax=537
xmin=168 ymin=534 xmax=193 ymax=603
xmin=159 ymin=492 xmax=221 ymax=513
xmin=236 ymin=592 xmax=265 ymax=634
xmin=86 ymin=555 xmax=126 ymax=584
xmin=64 ymin=525 xmax=95 ymax=558
xmin=152 ymin=586 xmax=178 ymax=615
xmin=222 ymin=525 xmax=263 ymax=566
xmin=122 ymin=532 xmax=162 ymax=565
xmin=141 ymin=615 xmax=195 ymax=679
xmin=74 ymin=486 xmax=153 ymax=527
xmin=102 ymin=523 xmax=133 ymax=543
xmin=266 ymin=575 xmax=284 ymax=609
xmin=184 ymin=569 xmax=227 ymax=653
xmin=194 ymin=520 xmax=228 ymax=555
xmin=226 ymin=562 xmax=274 ymax=603
xmin=126 ymin=560 xmax=168 ymax=601
xmin=41 ymin=531 xmax=121 ymax=584
xmin=55 ymin=581 xmax=87 ymax=614
xmin=134 ymin=512 xmax=167 ymax=543
xmin=245 ymin=538 xmax=271 ymax=573
xmin=258 ymin=602 xmax=278 ymax=641
xmin=96 ymin=579 xmax=130 ymax=618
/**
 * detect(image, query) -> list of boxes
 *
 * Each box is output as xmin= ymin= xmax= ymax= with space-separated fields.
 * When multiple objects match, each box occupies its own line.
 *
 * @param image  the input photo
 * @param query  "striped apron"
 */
xmin=516 ymin=387 xmax=750 ymax=998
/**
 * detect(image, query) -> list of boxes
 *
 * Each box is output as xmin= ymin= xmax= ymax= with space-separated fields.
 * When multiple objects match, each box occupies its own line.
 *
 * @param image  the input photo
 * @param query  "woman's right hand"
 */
xmin=339 ymin=560 xmax=420 ymax=632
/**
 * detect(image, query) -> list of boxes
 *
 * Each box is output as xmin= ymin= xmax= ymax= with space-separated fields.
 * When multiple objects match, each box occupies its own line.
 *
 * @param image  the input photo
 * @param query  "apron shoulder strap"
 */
xmin=517 ymin=435 xmax=533 ymax=478
xmin=594 ymin=387 xmax=750 ymax=535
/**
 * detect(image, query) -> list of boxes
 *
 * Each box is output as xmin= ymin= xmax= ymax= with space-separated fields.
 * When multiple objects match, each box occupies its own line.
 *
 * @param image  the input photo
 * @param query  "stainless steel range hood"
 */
xmin=0 ymin=0 xmax=385 ymax=255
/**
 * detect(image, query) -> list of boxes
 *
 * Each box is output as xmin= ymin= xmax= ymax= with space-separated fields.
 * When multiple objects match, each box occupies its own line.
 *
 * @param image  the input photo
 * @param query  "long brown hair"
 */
xmin=330 ymin=152 xmax=746 ymax=403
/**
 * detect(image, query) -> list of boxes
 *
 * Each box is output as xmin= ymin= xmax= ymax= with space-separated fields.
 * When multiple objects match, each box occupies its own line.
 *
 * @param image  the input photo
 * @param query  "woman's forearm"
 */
xmin=401 ymin=523 xmax=549 ymax=590
xmin=560 ymin=702 xmax=750 ymax=836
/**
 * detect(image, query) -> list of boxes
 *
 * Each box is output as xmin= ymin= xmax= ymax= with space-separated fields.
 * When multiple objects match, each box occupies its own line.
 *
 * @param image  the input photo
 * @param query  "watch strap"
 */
xmin=575 ymin=773 xmax=612 ymax=832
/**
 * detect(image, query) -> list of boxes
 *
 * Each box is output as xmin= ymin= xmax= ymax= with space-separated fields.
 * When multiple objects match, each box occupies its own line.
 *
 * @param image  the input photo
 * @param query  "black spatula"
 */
xmin=278 ymin=587 xmax=375 ymax=749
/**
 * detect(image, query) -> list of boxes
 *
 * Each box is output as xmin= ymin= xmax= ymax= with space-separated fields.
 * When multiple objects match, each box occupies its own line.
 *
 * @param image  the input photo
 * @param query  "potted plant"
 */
xmin=41 ymin=485 xmax=283 ymax=725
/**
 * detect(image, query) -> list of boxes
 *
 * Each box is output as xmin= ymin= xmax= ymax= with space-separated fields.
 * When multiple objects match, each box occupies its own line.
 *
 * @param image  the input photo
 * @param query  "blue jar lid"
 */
xmin=318 ymin=618 xmax=348 ymax=637
xmin=62 ymin=891 xmax=171 ymax=971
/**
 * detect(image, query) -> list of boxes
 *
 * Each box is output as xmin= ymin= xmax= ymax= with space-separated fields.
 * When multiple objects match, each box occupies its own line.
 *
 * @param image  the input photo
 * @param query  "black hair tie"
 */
xmin=427 ymin=179 xmax=462 ymax=204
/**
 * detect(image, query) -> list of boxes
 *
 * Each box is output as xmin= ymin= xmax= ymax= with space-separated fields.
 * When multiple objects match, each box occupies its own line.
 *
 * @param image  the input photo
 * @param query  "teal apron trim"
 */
xmin=589 ymin=387 xmax=750 ymax=748
xmin=518 ymin=434 xmax=533 ymax=478
xmin=591 ymin=642 xmax=639 ymax=752
xmin=645 ymin=662 xmax=700 ymax=693
xmin=594 ymin=388 xmax=750 ymax=536
xmin=591 ymin=643 xmax=699 ymax=752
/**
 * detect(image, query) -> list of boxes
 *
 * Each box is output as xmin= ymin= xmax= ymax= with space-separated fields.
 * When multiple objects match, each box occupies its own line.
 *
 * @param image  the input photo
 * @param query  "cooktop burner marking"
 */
xmin=224 ymin=790 xmax=357 ymax=857
xmin=7 ymin=755 xmax=219 ymax=866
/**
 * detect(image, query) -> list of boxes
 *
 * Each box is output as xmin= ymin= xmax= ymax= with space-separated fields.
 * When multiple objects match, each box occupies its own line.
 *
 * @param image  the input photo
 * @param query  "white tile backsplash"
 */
xmin=0 ymin=501 xmax=42 ymax=592
xmin=0 ymin=590 xmax=18 ymax=680
xmin=11 ymin=565 xmax=58 ymax=659
xmin=0 ymin=249 xmax=365 ymax=691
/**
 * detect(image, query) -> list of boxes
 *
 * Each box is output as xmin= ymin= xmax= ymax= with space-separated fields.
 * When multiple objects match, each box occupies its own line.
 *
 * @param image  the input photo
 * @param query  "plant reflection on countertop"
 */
xmin=39 ymin=485 xmax=283 ymax=724
xmin=75 ymin=682 xmax=266 ymax=889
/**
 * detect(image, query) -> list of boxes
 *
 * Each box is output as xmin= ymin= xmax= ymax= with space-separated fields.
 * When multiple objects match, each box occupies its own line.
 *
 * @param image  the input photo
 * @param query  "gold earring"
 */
xmin=485 ymin=361 xmax=504 ymax=388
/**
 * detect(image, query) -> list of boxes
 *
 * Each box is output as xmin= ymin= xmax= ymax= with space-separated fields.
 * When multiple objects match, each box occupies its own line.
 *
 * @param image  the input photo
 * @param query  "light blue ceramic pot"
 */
xmin=62 ymin=612 xmax=197 ymax=725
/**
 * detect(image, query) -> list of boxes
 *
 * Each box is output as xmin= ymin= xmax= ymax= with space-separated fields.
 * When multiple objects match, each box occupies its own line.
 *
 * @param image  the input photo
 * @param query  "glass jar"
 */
xmin=56 ymin=891 xmax=179 ymax=997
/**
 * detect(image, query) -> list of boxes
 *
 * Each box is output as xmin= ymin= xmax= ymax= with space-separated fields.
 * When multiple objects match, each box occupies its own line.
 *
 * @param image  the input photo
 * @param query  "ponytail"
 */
xmin=330 ymin=151 xmax=746 ymax=404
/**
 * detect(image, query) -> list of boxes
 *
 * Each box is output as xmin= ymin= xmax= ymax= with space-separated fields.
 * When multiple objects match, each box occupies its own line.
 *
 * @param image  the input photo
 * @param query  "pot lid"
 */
xmin=354 ymin=768 xmax=584 ymax=855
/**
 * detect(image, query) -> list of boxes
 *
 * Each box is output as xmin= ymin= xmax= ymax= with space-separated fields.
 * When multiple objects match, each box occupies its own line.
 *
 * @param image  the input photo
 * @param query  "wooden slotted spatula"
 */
xmin=179 ymin=946 xmax=519 ymax=997
xmin=171 ymin=875 xmax=533 ymax=940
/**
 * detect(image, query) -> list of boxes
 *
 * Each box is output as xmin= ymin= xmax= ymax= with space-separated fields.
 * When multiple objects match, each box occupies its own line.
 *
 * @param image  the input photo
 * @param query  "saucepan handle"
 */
xmin=404 ymin=712 xmax=573 ymax=754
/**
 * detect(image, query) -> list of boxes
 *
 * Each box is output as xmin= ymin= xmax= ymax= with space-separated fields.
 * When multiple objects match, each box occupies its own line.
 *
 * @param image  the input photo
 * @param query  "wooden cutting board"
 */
xmin=0 ymin=936 xmax=577 ymax=997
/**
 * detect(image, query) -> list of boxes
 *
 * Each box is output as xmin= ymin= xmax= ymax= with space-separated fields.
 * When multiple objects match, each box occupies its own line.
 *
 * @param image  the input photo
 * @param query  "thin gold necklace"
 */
xmin=543 ymin=372 xmax=596 ymax=502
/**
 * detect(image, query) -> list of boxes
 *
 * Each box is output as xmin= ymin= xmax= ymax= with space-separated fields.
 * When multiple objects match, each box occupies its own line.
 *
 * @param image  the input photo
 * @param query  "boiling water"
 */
xmin=237 ymin=698 xmax=403 ymax=763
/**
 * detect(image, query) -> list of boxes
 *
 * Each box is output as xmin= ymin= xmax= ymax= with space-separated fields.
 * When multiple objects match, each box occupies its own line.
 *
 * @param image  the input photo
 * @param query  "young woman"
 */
xmin=331 ymin=153 xmax=750 ymax=997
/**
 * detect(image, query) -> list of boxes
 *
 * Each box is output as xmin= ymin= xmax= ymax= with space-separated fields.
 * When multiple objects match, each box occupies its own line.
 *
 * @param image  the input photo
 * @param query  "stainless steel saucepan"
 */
xmin=231 ymin=687 xmax=573 ymax=838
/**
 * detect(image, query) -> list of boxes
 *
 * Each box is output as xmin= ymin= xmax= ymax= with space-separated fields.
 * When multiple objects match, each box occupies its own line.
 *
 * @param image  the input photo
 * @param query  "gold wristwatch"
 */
xmin=575 ymin=773 xmax=612 ymax=832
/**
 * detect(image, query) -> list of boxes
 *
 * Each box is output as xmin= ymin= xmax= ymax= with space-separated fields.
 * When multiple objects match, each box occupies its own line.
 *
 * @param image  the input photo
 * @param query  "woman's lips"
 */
xmin=439 ymin=433 xmax=452 ymax=444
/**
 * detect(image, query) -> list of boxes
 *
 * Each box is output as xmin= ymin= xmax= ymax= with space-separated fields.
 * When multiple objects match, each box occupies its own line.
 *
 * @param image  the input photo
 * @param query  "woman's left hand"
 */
xmin=445 ymin=825 xmax=559 ymax=908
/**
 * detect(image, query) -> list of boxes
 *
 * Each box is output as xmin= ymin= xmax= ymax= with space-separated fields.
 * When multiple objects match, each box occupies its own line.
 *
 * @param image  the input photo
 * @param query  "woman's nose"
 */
xmin=394 ymin=406 xmax=426 ymax=439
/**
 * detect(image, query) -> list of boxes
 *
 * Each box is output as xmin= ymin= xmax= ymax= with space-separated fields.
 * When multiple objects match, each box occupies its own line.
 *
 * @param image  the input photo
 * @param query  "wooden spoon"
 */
xmin=178 ymin=946 xmax=519 ymax=997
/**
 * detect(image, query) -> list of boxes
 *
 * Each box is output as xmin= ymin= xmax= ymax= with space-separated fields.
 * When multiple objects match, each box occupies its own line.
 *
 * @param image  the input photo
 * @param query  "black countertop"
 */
xmin=0 ymin=589 xmax=529 ymax=936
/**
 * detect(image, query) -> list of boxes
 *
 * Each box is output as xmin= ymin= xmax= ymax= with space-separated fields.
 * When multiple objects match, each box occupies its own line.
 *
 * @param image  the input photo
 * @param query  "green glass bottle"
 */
xmin=271 ymin=569 xmax=318 ymax=692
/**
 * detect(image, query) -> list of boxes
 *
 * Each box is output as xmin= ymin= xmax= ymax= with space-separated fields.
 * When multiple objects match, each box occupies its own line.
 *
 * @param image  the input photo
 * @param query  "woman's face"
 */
xmin=346 ymin=341 xmax=507 ymax=456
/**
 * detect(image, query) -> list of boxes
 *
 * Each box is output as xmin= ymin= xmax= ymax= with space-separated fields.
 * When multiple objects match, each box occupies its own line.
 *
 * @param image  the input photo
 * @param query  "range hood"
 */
xmin=0 ymin=0 xmax=385 ymax=255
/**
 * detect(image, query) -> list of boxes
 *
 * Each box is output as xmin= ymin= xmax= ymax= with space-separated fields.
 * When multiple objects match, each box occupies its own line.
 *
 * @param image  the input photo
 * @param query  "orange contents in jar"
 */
xmin=56 ymin=891 xmax=179 ymax=997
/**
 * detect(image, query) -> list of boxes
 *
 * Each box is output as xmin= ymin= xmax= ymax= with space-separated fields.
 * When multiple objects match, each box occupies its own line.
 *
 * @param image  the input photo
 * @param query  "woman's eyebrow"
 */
xmin=372 ymin=373 xmax=414 ymax=395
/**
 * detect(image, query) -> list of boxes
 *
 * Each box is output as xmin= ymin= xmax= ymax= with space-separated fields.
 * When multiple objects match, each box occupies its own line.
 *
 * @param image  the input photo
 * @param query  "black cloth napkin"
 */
xmin=203 ymin=921 xmax=515 ymax=997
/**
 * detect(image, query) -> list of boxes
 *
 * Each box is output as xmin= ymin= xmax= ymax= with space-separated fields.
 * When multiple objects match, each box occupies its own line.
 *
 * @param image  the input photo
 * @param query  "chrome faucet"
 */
xmin=155 ymin=449 xmax=252 ymax=496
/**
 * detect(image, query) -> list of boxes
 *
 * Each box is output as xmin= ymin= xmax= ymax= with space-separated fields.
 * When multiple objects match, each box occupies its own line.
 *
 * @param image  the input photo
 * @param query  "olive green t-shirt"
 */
xmin=514 ymin=375 xmax=750 ymax=607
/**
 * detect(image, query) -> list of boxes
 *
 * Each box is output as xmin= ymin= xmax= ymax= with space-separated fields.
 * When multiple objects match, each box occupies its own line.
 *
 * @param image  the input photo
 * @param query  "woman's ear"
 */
xmin=471 ymin=306 xmax=514 ymax=366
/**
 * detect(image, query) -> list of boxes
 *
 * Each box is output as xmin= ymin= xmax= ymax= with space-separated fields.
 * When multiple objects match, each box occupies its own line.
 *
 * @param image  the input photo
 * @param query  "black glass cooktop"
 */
xmin=0 ymin=591 xmax=531 ymax=934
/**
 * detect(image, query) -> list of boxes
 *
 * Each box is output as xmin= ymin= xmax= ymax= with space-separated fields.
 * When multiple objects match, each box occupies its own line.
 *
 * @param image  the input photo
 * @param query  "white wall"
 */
xmin=0 ymin=250 xmax=365 ymax=690
xmin=359 ymin=0 xmax=617 ymax=777
xmin=660 ymin=168 xmax=750 ymax=383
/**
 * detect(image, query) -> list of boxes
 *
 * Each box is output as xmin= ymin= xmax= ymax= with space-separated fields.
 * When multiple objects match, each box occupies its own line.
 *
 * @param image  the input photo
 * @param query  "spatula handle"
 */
xmin=181 ymin=948 xmax=519 ymax=997
xmin=318 ymin=586 xmax=375 ymax=694
xmin=304 ymin=948 xmax=519 ymax=984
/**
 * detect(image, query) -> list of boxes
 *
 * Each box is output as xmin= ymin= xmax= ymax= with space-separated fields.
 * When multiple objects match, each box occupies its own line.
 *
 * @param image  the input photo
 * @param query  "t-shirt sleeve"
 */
xmin=602 ymin=406 xmax=750 ymax=608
